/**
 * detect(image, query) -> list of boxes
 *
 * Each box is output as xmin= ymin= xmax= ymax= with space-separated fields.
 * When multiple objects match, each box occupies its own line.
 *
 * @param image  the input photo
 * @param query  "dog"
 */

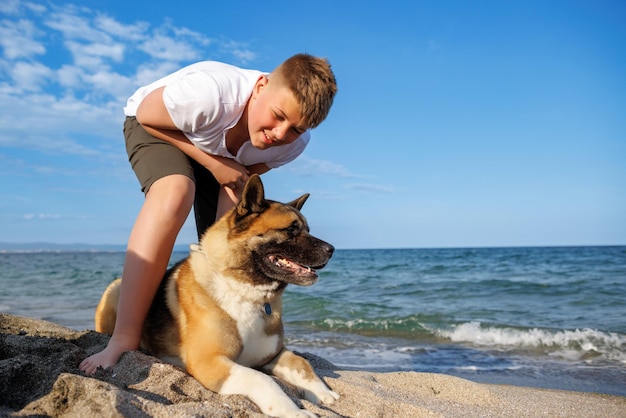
xmin=94 ymin=174 xmax=339 ymax=417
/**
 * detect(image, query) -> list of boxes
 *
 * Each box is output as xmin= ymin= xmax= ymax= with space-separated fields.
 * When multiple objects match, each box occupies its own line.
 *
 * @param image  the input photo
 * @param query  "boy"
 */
xmin=79 ymin=54 xmax=337 ymax=374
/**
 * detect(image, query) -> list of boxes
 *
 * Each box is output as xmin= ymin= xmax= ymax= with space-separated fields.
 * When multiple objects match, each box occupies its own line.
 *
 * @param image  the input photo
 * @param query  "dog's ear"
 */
xmin=287 ymin=193 xmax=310 ymax=211
xmin=236 ymin=174 xmax=268 ymax=218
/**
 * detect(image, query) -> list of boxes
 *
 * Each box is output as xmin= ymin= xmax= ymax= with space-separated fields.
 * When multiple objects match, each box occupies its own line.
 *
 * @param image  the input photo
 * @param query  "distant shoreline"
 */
xmin=1 ymin=242 xmax=624 ymax=253
xmin=0 ymin=243 xmax=187 ymax=253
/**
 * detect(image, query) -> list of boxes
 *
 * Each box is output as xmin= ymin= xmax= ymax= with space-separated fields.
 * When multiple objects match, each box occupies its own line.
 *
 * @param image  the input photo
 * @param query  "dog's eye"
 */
xmin=285 ymin=221 xmax=300 ymax=238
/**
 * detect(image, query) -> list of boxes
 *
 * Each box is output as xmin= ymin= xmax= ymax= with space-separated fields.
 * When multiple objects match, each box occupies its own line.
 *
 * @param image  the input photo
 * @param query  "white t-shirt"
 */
xmin=124 ymin=61 xmax=310 ymax=169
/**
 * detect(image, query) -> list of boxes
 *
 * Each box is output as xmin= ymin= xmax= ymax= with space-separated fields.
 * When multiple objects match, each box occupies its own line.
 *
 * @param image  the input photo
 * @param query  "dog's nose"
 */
xmin=323 ymin=242 xmax=335 ymax=258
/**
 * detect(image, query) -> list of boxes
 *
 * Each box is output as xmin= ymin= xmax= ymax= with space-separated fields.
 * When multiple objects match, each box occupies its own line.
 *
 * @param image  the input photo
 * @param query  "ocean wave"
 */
xmin=436 ymin=322 xmax=626 ymax=363
xmin=313 ymin=315 xmax=434 ymax=338
xmin=299 ymin=316 xmax=626 ymax=365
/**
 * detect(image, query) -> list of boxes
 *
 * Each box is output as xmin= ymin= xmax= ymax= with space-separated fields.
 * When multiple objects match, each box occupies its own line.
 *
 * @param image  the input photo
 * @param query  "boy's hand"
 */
xmin=210 ymin=156 xmax=249 ymax=191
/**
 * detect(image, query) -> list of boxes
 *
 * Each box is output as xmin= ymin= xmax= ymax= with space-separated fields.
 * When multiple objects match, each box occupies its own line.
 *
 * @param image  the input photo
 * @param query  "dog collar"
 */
xmin=263 ymin=302 xmax=272 ymax=315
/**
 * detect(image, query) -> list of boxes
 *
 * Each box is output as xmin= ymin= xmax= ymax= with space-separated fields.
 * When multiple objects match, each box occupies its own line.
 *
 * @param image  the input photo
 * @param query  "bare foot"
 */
xmin=79 ymin=337 xmax=137 ymax=375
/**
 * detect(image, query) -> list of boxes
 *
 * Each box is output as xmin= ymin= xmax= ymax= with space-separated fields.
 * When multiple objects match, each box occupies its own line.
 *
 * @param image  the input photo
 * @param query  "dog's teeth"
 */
xmin=276 ymin=258 xmax=291 ymax=267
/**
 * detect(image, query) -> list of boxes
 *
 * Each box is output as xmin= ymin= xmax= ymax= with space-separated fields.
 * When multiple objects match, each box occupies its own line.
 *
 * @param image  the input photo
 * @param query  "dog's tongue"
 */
xmin=275 ymin=256 xmax=313 ymax=274
xmin=270 ymin=255 xmax=318 ymax=285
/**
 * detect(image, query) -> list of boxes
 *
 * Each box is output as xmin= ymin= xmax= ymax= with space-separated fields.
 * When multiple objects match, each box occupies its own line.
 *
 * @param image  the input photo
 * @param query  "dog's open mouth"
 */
xmin=267 ymin=254 xmax=318 ymax=285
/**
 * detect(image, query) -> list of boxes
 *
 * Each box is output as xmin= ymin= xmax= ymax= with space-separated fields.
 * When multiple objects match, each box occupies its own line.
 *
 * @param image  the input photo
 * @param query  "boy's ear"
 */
xmin=253 ymin=75 xmax=269 ymax=95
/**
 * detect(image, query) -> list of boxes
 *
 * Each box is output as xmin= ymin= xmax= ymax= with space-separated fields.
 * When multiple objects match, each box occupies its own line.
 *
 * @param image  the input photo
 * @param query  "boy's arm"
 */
xmin=246 ymin=163 xmax=271 ymax=176
xmin=136 ymin=87 xmax=249 ymax=190
xmin=215 ymin=164 xmax=271 ymax=219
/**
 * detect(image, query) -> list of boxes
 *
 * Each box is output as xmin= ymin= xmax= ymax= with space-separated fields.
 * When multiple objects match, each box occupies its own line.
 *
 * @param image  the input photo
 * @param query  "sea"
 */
xmin=1 ymin=245 xmax=625 ymax=397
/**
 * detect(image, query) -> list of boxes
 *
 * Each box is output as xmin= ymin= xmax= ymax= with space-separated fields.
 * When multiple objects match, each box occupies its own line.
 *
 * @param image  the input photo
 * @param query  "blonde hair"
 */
xmin=270 ymin=54 xmax=337 ymax=128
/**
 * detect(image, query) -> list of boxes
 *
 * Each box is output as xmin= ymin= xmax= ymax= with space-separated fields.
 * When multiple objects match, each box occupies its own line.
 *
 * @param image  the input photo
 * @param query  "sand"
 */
xmin=1 ymin=312 xmax=624 ymax=417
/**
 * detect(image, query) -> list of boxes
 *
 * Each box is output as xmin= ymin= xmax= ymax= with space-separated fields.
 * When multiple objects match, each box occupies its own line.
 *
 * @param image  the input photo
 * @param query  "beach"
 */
xmin=1 ymin=313 xmax=624 ymax=417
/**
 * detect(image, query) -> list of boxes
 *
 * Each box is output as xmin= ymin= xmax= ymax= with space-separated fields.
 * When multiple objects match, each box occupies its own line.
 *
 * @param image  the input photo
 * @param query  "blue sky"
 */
xmin=1 ymin=0 xmax=624 ymax=249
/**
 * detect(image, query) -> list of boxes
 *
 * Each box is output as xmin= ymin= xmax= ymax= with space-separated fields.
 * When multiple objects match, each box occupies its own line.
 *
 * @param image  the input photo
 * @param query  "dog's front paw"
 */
xmin=304 ymin=385 xmax=340 ymax=405
xmin=319 ymin=388 xmax=340 ymax=405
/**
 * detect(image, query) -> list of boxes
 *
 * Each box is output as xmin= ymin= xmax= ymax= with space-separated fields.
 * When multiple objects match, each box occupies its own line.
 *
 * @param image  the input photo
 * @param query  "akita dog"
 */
xmin=94 ymin=174 xmax=339 ymax=417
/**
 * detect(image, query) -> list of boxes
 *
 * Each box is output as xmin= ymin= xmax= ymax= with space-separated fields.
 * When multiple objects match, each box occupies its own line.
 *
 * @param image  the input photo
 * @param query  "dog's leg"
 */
xmin=191 ymin=355 xmax=317 ymax=418
xmin=262 ymin=349 xmax=340 ymax=406
xmin=94 ymin=278 xmax=121 ymax=334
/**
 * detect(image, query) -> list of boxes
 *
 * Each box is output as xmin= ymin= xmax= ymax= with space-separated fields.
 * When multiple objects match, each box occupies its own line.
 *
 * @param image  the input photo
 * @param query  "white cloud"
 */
xmin=173 ymin=26 xmax=212 ymax=47
xmin=52 ymin=93 xmax=109 ymax=114
xmin=85 ymin=70 xmax=134 ymax=100
xmin=138 ymin=34 xmax=202 ymax=61
xmin=94 ymin=15 xmax=148 ymax=42
xmin=24 ymin=213 xmax=61 ymax=221
xmin=65 ymin=40 xmax=125 ymax=68
xmin=232 ymin=48 xmax=257 ymax=63
xmin=56 ymin=64 xmax=134 ymax=99
xmin=0 ymin=89 xmax=120 ymax=148
xmin=288 ymin=156 xmax=362 ymax=178
xmin=44 ymin=7 xmax=113 ymax=44
xmin=56 ymin=64 xmax=84 ymax=88
xmin=24 ymin=2 xmax=47 ymax=14
xmin=11 ymin=61 xmax=52 ymax=91
xmin=218 ymin=40 xmax=256 ymax=64
xmin=0 ymin=0 xmax=21 ymax=15
xmin=66 ymin=41 xmax=124 ymax=70
xmin=0 ymin=130 xmax=105 ymax=158
xmin=0 ymin=1 xmax=264 ymax=172
xmin=0 ymin=18 xmax=46 ymax=59
xmin=133 ymin=61 xmax=181 ymax=87
xmin=22 ymin=213 xmax=89 ymax=221
xmin=346 ymin=183 xmax=395 ymax=194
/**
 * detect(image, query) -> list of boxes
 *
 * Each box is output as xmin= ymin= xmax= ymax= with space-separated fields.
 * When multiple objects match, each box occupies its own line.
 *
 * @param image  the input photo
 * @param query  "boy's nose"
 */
xmin=272 ymin=124 xmax=288 ymax=141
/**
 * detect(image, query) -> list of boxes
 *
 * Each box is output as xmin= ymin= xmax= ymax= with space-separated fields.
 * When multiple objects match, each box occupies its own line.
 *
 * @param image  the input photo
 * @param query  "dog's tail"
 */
xmin=94 ymin=278 xmax=121 ymax=334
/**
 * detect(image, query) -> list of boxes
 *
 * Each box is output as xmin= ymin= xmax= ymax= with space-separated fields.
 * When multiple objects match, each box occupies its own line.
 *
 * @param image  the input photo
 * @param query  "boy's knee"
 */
xmin=148 ymin=175 xmax=195 ymax=215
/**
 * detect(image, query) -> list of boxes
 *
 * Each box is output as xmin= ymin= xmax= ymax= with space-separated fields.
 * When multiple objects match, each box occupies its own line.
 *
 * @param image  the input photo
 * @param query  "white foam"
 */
xmin=436 ymin=321 xmax=626 ymax=363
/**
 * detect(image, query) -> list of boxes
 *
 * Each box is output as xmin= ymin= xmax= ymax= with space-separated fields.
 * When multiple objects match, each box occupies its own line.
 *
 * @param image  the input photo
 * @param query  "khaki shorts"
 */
xmin=124 ymin=116 xmax=194 ymax=193
xmin=124 ymin=116 xmax=220 ymax=238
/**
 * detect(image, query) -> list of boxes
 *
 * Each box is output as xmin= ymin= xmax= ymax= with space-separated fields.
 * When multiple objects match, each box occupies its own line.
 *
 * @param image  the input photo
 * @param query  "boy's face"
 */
xmin=247 ymin=76 xmax=307 ymax=150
